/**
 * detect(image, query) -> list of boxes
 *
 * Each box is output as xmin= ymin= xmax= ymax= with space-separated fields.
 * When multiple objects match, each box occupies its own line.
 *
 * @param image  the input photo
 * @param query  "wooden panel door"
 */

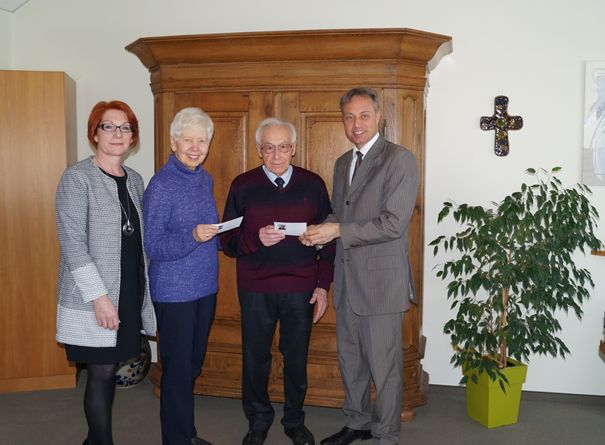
xmin=149 ymin=91 xmax=271 ymax=397
xmin=289 ymin=89 xmax=428 ymax=412
xmin=127 ymin=28 xmax=452 ymax=420
xmin=0 ymin=71 xmax=77 ymax=392
xmin=294 ymin=91 xmax=352 ymax=406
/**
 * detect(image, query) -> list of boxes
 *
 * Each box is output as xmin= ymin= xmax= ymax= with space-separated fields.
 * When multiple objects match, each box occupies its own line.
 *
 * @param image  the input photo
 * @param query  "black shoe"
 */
xmin=285 ymin=425 xmax=315 ymax=445
xmin=242 ymin=430 xmax=268 ymax=445
xmin=191 ymin=437 xmax=212 ymax=445
xmin=320 ymin=427 xmax=372 ymax=445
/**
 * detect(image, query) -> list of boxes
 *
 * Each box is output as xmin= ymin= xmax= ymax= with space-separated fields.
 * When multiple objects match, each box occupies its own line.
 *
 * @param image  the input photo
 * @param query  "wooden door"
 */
xmin=128 ymin=28 xmax=452 ymax=419
xmin=283 ymin=89 xmax=429 ymax=410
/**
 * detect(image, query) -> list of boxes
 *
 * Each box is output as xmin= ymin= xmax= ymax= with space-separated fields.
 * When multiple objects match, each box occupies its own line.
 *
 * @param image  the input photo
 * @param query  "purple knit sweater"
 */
xmin=143 ymin=155 xmax=219 ymax=302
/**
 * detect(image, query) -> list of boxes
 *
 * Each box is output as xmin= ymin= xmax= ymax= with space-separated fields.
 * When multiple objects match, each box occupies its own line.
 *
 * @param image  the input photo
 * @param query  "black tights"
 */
xmin=84 ymin=363 xmax=117 ymax=445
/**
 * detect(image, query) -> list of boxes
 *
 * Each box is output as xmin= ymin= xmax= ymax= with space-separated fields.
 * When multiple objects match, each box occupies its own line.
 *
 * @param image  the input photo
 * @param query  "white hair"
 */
xmin=170 ymin=107 xmax=214 ymax=140
xmin=255 ymin=117 xmax=297 ymax=145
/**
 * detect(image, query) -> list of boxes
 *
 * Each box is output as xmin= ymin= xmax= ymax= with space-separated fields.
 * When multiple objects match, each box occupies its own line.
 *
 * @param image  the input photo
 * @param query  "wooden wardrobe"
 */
xmin=127 ymin=28 xmax=452 ymax=420
xmin=0 ymin=71 xmax=77 ymax=392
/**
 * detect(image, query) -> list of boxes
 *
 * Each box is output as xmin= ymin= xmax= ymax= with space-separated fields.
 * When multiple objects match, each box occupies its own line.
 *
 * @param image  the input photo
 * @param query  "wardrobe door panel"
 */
xmin=128 ymin=28 xmax=452 ymax=420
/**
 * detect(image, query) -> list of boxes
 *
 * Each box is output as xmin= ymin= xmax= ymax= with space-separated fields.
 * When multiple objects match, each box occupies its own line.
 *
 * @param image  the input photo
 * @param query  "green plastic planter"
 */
xmin=465 ymin=359 xmax=528 ymax=428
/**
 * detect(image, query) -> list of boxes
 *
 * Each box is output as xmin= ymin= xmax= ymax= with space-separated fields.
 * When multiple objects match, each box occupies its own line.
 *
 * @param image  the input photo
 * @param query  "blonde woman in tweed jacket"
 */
xmin=55 ymin=100 xmax=156 ymax=445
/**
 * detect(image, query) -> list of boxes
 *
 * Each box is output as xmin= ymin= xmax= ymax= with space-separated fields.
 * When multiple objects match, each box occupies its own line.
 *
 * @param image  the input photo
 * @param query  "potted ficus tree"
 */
xmin=430 ymin=167 xmax=601 ymax=428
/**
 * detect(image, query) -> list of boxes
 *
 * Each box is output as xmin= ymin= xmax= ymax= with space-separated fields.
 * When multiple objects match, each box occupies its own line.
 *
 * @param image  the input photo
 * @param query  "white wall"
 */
xmin=10 ymin=0 xmax=605 ymax=395
xmin=0 ymin=10 xmax=12 ymax=67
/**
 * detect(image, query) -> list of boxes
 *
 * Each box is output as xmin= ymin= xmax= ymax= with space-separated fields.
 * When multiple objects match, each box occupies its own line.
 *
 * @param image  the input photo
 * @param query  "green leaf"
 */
xmin=433 ymin=166 xmax=601 ymax=374
xmin=438 ymin=206 xmax=451 ymax=223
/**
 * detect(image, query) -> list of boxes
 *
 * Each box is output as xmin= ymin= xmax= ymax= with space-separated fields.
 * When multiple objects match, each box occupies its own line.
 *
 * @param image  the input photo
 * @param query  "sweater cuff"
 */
xmin=316 ymin=265 xmax=334 ymax=293
xmin=72 ymin=263 xmax=109 ymax=303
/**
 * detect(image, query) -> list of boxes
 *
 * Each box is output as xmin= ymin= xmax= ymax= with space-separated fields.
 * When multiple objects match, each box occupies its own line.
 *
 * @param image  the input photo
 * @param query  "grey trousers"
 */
xmin=336 ymin=294 xmax=404 ymax=444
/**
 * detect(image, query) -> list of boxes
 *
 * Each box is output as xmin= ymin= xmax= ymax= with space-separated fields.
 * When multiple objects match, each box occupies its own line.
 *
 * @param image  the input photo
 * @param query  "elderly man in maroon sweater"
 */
xmin=221 ymin=117 xmax=335 ymax=445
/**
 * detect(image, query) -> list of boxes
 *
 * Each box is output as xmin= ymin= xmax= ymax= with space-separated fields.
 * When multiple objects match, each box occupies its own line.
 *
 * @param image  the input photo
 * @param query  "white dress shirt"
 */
xmin=349 ymin=132 xmax=379 ymax=184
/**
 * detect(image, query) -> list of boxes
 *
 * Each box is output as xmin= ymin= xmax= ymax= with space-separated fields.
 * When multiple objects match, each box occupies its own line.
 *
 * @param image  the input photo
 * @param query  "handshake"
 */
xmin=259 ymin=222 xmax=341 ymax=248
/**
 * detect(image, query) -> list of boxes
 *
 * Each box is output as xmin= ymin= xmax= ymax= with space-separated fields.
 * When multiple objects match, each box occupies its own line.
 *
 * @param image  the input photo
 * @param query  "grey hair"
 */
xmin=255 ymin=117 xmax=297 ymax=145
xmin=339 ymin=87 xmax=380 ymax=113
xmin=170 ymin=107 xmax=214 ymax=140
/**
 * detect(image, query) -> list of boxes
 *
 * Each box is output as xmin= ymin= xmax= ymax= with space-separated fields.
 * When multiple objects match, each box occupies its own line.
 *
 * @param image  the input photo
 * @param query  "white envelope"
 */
xmin=274 ymin=222 xmax=307 ymax=236
xmin=213 ymin=216 xmax=243 ymax=234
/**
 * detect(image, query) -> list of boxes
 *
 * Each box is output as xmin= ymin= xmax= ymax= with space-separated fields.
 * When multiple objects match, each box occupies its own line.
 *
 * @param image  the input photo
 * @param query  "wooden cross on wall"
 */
xmin=480 ymin=96 xmax=523 ymax=156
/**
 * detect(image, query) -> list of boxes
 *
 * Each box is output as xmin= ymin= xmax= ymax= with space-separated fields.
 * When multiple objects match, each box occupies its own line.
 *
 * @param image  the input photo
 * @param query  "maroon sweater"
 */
xmin=220 ymin=166 xmax=335 ymax=293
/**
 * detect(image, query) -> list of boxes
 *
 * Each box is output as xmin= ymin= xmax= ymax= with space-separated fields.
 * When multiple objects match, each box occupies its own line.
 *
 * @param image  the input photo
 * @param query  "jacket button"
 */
xmin=345 ymin=200 xmax=350 ymax=205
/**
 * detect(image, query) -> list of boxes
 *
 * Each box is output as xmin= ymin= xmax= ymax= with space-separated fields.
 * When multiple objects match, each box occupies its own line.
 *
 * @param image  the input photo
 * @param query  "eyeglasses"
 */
xmin=259 ymin=143 xmax=293 ymax=154
xmin=97 ymin=121 xmax=134 ymax=133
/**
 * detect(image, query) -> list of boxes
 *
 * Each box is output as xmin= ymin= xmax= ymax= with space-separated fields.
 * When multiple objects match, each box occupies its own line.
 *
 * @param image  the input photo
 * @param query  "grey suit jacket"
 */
xmin=327 ymin=136 xmax=419 ymax=315
xmin=55 ymin=157 xmax=156 ymax=347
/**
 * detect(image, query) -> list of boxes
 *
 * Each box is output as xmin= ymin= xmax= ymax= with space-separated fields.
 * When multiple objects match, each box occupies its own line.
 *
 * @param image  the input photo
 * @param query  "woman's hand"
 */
xmin=193 ymin=224 xmax=219 ymax=243
xmin=92 ymin=295 xmax=120 ymax=331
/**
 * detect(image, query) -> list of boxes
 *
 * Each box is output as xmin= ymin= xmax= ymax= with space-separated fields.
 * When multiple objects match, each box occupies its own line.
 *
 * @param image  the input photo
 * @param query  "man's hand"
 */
xmin=310 ymin=288 xmax=328 ymax=323
xmin=259 ymin=225 xmax=286 ymax=247
xmin=300 ymin=223 xmax=340 ymax=246
xmin=92 ymin=295 xmax=120 ymax=331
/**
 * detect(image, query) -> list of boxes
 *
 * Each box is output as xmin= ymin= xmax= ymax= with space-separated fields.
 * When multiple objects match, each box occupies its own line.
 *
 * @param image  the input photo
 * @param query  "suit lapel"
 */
xmin=341 ymin=149 xmax=353 ymax=194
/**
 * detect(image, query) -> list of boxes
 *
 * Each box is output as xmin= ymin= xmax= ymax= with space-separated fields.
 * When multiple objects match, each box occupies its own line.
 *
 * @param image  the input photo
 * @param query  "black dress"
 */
xmin=65 ymin=171 xmax=143 ymax=364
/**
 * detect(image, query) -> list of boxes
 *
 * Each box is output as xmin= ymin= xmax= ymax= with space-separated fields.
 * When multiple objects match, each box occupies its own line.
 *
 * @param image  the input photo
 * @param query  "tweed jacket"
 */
xmin=327 ymin=136 xmax=419 ymax=316
xmin=55 ymin=157 xmax=156 ymax=347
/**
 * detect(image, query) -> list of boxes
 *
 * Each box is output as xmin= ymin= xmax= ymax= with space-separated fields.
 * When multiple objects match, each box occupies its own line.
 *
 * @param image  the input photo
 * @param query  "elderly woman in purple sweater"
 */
xmin=143 ymin=107 xmax=219 ymax=445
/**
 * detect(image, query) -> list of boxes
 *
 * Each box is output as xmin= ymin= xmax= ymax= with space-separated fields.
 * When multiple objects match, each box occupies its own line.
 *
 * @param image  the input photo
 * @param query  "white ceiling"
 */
xmin=0 ymin=0 xmax=30 ymax=13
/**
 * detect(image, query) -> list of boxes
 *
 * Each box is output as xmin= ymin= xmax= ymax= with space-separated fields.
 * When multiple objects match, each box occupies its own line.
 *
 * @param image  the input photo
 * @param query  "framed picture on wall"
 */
xmin=582 ymin=61 xmax=605 ymax=185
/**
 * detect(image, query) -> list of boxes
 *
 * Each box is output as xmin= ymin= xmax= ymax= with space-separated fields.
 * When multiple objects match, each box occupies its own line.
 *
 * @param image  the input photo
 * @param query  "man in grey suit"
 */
xmin=301 ymin=87 xmax=418 ymax=445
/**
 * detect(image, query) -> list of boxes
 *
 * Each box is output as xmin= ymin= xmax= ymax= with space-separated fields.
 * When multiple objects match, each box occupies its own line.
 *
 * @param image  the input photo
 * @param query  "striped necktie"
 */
xmin=275 ymin=177 xmax=285 ymax=189
xmin=352 ymin=151 xmax=363 ymax=180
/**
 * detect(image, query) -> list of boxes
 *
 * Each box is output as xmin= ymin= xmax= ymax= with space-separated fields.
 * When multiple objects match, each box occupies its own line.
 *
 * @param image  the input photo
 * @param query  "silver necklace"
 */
xmin=119 ymin=198 xmax=135 ymax=237
xmin=92 ymin=157 xmax=133 ymax=236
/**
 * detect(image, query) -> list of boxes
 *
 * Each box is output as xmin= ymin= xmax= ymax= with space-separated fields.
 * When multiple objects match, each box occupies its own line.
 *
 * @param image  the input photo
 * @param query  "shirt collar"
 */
xmin=262 ymin=165 xmax=293 ymax=187
xmin=354 ymin=132 xmax=379 ymax=158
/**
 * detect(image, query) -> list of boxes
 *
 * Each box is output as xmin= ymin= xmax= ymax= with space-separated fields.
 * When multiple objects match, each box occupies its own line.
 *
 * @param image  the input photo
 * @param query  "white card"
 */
xmin=213 ymin=216 xmax=243 ymax=234
xmin=274 ymin=222 xmax=307 ymax=236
